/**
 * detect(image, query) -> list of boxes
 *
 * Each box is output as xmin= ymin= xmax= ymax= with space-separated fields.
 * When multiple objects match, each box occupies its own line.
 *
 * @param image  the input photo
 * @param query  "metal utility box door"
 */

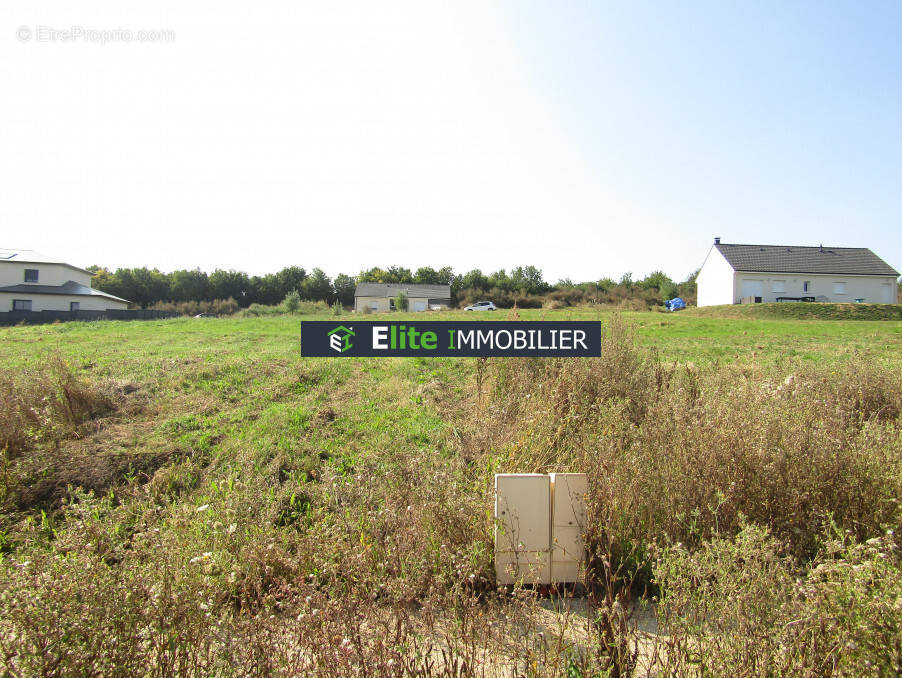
xmin=494 ymin=474 xmax=551 ymax=585
xmin=550 ymin=473 xmax=587 ymax=582
xmin=494 ymin=473 xmax=587 ymax=585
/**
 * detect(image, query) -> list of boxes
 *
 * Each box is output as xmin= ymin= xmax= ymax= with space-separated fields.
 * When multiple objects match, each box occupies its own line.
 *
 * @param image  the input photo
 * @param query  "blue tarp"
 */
xmin=665 ymin=297 xmax=686 ymax=312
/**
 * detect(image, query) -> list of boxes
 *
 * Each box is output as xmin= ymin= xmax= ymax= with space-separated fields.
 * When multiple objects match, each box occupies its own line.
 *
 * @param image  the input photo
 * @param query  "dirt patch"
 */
xmin=7 ymin=447 xmax=174 ymax=511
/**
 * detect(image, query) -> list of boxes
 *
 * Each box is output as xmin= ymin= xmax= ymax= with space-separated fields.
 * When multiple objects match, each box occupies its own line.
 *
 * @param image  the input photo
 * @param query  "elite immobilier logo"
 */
xmin=327 ymin=325 xmax=355 ymax=353
xmin=302 ymin=321 xmax=601 ymax=358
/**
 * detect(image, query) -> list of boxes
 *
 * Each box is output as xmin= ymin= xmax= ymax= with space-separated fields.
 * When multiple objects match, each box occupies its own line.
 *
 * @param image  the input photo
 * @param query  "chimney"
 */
xmin=714 ymin=237 xmax=721 ymax=244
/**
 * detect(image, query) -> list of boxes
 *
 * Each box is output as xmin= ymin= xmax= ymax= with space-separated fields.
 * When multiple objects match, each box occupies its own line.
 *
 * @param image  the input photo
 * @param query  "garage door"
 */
xmin=412 ymin=301 xmax=426 ymax=312
xmin=882 ymin=283 xmax=894 ymax=303
xmin=741 ymin=280 xmax=764 ymax=298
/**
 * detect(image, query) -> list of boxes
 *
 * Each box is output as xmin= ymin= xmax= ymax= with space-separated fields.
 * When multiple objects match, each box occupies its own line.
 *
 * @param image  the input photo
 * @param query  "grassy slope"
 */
xmin=1 ymin=308 xmax=898 ymax=526
xmin=1 ymin=309 xmax=900 ymax=673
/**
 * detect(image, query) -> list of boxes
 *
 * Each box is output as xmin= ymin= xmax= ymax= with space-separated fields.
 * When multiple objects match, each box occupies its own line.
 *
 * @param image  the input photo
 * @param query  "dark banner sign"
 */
xmin=301 ymin=321 xmax=601 ymax=357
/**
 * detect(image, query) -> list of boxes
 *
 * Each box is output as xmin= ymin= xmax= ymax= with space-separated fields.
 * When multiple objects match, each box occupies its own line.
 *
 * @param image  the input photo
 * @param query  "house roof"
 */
xmin=715 ymin=243 xmax=899 ymax=277
xmin=0 ymin=280 xmax=130 ymax=303
xmin=0 ymin=248 xmax=93 ymax=275
xmin=355 ymin=283 xmax=452 ymax=298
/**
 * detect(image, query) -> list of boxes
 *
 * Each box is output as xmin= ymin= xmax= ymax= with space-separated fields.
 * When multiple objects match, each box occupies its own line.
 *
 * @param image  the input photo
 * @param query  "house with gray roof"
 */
xmin=354 ymin=283 xmax=451 ymax=313
xmin=0 ymin=248 xmax=130 ymax=313
xmin=697 ymin=238 xmax=899 ymax=307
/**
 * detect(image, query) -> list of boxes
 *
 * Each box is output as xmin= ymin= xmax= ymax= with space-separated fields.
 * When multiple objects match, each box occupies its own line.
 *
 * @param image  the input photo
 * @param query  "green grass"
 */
xmin=1 ymin=306 xmax=899 ymax=372
xmin=0 ymin=308 xmax=899 ymax=674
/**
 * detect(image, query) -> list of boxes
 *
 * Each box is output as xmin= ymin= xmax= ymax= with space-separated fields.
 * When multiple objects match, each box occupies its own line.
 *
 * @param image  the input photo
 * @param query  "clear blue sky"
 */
xmin=500 ymin=0 xmax=902 ymax=280
xmin=2 ymin=1 xmax=900 ymax=283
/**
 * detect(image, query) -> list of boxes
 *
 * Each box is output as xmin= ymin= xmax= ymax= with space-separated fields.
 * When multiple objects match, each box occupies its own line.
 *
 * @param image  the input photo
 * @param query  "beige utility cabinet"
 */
xmin=494 ymin=474 xmax=551 ymax=585
xmin=494 ymin=473 xmax=587 ymax=585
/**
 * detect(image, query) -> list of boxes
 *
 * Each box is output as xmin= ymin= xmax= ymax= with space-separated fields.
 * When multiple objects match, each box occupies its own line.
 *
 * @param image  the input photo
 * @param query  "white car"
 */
xmin=464 ymin=300 xmax=497 ymax=311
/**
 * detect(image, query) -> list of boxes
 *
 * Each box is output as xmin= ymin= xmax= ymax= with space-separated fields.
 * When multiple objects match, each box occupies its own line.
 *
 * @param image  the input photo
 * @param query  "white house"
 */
xmin=354 ymin=283 xmax=451 ymax=313
xmin=0 ymin=249 xmax=129 ymax=312
xmin=697 ymin=239 xmax=899 ymax=307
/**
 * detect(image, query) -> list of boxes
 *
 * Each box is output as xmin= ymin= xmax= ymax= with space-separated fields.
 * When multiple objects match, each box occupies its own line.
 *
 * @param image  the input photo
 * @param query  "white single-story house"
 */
xmin=354 ymin=283 xmax=451 ymax=313
xmin=697 ymin=239 xmax=899 ymax=307
xmin=0 ymin=248 xmax=130 ymax=312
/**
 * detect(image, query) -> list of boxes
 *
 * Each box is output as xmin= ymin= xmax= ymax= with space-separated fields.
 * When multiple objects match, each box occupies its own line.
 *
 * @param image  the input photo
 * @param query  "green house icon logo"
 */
xmin=327 ymin=325 xmax=355 ymax=353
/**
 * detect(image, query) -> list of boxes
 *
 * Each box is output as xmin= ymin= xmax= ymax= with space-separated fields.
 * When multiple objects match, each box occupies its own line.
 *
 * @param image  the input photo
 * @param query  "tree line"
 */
xmin=87 ymin=264 xmax=697 ymax=309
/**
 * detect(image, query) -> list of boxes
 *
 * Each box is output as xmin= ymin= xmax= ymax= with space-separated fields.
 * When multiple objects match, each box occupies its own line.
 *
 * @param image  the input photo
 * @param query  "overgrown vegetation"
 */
xmin=0 ymin=314 xmax=899 ymax=675
xmin=0 ymin=357 xmax=113 ymax=461
xmin=149 ymin=298 xmax=241 ymax=317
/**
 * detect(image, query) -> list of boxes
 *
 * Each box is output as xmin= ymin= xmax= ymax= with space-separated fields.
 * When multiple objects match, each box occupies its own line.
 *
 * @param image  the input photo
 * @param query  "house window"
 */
xmin=772 ymin=280 xmax=786 ymax=293
xmin=832 ymin=282 xmax=847 ymax=295
xmin=803 ymin=281 xmax=811 ymax=292
xmin=70 ymin=302 xmax=80 ymax=312
xmin=13 ymin=299 xmax=32 ymax=311
xmin=24 ymin=269 xmax=38 ymax=283
xmin=389 ymin=298 xmax=396 ymax=310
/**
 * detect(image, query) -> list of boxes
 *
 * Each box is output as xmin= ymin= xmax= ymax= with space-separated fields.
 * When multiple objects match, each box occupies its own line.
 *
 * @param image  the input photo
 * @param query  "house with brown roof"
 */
xmin=696 ymin=238 xmax=899 ymax=307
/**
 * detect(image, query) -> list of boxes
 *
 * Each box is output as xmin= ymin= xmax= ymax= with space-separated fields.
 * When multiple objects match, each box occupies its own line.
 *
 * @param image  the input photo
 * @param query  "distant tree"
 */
xmin=275 ymin=266 xmax=308 ymax=299
xmin=435 ymin=266 xmax=455 ymax=285
xmin=100 ymin=268 xmax=170 ymax=308
xmin=393 ymin=289 xmax=408 ymax=312
xmin=89 ymin=267 xmax=112 ymax=290
xmin=248 ymin=274 xmax=282 ymax=306
xmin=357 ymin=267 xmax=390 ymax=284
xmin=170 ymin=268 xmax=211 ymax=302
xmin=357 ymin=266 xmax=414 ymax=284
xmin=510 ymin=265 xmax=548 ymax=294
xmin=636 ymin=270 xmax=679 ymax=301
xmin=487 ymin=269 xmax=511 ymax=291
xmin=386 ymin=266 xmax=413 ymax=283
xmin=332 ymin=273 xmax=356 ymax=307
xmin=637 ymin=270 xmax=672 ymax=291
xmin=301 ymin=268 xmax=332 ymax=302
xmin=414 ymin=266 xmax=440 ymax=284
xmin=458 ymin=269 xmax=489 ymax=292
xmin=136 ymin=268 xmax=171 ymax=307
xmin=209 ymin=269 xmax=250 ymax=305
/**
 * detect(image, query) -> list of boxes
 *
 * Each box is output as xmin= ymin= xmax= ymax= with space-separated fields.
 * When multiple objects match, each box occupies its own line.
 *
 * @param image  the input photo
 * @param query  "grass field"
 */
xmin=1 ymin=308 xmax=900 ymax=676
xmin=2 ymin=305 xmax=901 ymax=370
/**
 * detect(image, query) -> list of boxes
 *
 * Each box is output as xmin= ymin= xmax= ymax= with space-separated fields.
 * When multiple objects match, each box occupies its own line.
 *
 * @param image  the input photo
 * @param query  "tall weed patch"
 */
xmin=0 ymin=357 xmax=112 ymax=460
xmin=487 ymin=316 xmax=902 ymax=560
xmin=653 ymin=524 xmax=901 ymax=675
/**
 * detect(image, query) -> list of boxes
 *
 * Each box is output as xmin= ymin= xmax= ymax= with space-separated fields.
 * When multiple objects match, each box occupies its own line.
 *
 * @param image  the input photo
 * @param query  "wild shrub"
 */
xmin=0 ymin=357 xmax=112 ymax=460
xmin=149 ymin=298 xmax=240 ymax=316
xmin=456 ymin=287 xmax=543 ymax=309
xmin=652 ymin=524 xmax=902 ymax=675
xmin=394 ymin=290 xmax=409 ymax=312
xmin=283 ymin=290 xmax=301 ymax=313
xmin=239 ymin=300 xmax=329 ymax=317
